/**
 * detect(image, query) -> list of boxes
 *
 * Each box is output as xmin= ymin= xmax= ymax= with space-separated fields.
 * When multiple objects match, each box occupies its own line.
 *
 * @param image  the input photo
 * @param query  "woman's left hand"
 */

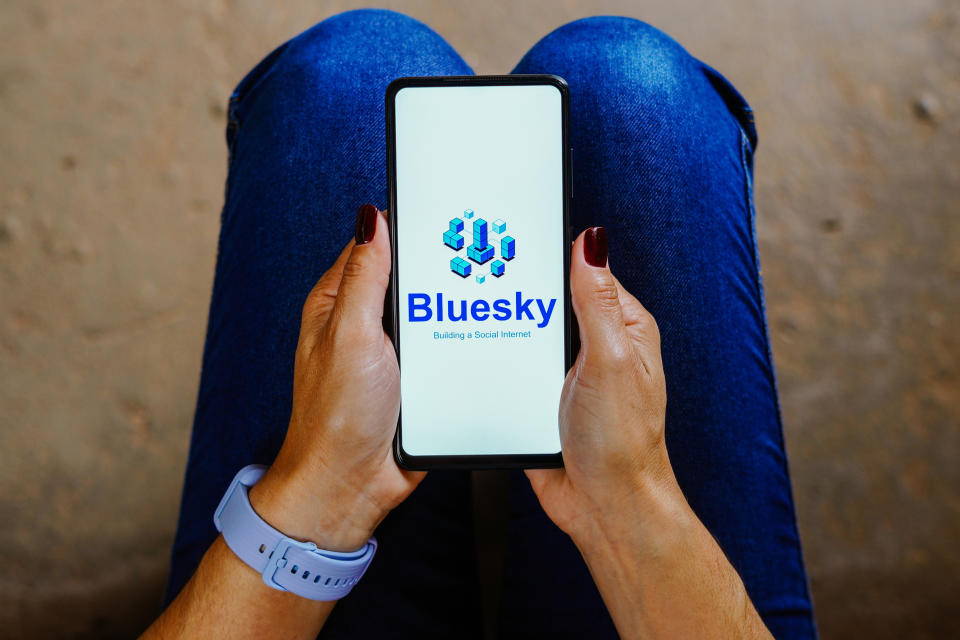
xmin=248 ymin=204 xmax=423 ymax=551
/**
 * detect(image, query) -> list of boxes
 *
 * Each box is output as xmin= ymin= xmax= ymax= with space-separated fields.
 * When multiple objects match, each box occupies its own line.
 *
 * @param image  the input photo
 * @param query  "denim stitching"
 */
xmin=740 ymin=130 xmax=819 ymax=637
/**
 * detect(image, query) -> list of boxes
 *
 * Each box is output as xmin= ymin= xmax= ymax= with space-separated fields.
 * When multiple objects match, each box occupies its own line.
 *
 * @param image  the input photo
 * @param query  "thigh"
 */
xmin=499 ymin=17 xmax=816 ymax=640
xmin=164 ymin=10 xmax=482 ymax=638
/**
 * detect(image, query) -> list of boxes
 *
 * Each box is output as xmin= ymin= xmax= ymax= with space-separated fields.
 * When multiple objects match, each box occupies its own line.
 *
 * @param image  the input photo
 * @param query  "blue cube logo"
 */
xmin=467 ymin=218 xmax=494 ymax=265
xmin=442 ymin=210 xmax=516 ymax=283
xmin=467 ymin=243 xmax=494 ymax=264
xmin=443 ymin=216 xmax=465 ymax=250
xmin=450 ymin=256 xmax=471 ymax=278
xmin=443 ymin=229 xmax=464 ymax=250
xmin=473 ymin=218 xmax=488 ymax=248
xmin=501 ymin=236 xmax=516 ymax=260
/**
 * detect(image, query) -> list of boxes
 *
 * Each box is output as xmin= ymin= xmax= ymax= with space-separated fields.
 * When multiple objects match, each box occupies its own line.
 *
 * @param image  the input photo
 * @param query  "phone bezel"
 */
xmin=385 ymin=74 xmax=573 ymax=470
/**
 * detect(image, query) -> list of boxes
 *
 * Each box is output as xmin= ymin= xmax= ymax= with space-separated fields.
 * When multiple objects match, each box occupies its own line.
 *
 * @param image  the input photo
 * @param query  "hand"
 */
xmin=248 ymin=204 xmax=423 ymax=551
xmin=142 ymin=205 xmax=420 ymax=640
xmin=528 ymin=228 xmax=772 ymax=640
xmin=527 ymin=226 xmax=676 ymax=545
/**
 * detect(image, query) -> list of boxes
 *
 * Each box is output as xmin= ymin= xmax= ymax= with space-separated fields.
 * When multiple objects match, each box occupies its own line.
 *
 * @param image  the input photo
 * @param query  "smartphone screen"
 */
xmin=387 ymin=77 xmax=570 ymax=466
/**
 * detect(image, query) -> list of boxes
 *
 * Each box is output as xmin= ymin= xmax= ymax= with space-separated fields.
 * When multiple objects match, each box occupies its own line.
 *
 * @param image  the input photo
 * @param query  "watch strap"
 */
xmin=214 ymin=464 xmax=377 ymax=601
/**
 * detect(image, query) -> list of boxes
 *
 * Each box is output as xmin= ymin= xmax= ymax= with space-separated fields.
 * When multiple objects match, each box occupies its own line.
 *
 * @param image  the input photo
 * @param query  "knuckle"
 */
xmin=341 ymin=254 xmax=389 ymax=289
xmin=301 ymin=284 xmax=335 ymax=321
xmin=302 ymin=285 xmax=324 ymax=312
xmin=325 ymin=303 xmax=352 ymax=338
xmin=326 ymin=306 xmax=374 ymax=348
xmin=582 ymin=338 xmax=632 ymax=376
xmin=341 ymin=257 xmax=366 ymax=280
xmin=637 ymin=309 xmax=661 ymax=343
xmin=606 ymin=341 xmax=634 ymax=369
xmin=589 ymin=278 xmax=621 ymax=311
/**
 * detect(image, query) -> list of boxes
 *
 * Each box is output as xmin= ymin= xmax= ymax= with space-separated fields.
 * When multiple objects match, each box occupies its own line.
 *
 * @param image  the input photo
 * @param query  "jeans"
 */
xmin=165 ymin=9 xmax=817 ymax=639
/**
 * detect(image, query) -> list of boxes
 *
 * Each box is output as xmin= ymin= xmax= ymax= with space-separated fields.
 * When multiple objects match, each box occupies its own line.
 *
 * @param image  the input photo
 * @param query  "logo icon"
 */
xmin=442 ymin=209 xmax=515 ymax=284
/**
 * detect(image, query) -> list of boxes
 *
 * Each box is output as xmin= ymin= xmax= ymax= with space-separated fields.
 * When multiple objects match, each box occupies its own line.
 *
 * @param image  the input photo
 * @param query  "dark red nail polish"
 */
xmin=583 ymin=226 xmax=608 ymax=267
xmin=355 ymin=204 xmax=378 ymax=245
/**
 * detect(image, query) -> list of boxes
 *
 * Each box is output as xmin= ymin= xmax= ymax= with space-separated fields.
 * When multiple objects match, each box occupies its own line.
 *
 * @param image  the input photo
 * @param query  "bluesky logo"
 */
xmin=408 ymin=291 xmax=556 ymax=328
xmin=442 ymin=209 xmax=515 ymax=284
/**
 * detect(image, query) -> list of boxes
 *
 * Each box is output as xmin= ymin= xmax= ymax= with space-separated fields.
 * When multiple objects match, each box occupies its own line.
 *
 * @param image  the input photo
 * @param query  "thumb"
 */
xmin=330 ymin=204 xmax=391 ymax=331
xmin=570 ymin=227 xmax=630 ymax=363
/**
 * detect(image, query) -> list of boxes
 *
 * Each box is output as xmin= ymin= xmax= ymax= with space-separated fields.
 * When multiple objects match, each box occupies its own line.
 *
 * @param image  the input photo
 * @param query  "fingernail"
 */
xmin=355 ymin=204 xmax=378 ymax=245
xmin=583 ymin=226 xmax=608 ymax=267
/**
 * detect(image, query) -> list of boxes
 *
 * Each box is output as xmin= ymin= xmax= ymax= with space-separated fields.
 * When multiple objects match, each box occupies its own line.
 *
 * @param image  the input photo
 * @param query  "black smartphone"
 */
xmin=385 ymin=75 xmax=573 ymax=469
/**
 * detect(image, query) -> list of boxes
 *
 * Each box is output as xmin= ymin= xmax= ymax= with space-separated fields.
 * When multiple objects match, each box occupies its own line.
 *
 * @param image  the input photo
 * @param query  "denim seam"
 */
xmin=226 ymin=95 xmax=240 ymax=163
xmin=740 ymin=131 xmax=819 ymax=637
xmin=224 ymin=41 xmax=293 ymax=179
xmin=230 ymin=41 xmax=292 ymax=116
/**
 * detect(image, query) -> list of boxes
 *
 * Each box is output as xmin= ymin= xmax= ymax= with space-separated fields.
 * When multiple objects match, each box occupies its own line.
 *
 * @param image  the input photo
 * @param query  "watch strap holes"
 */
xmin=302 ymin=571 xmax=310 ymax=580
xmin=258 ymin=544 xmax=266 ymax=553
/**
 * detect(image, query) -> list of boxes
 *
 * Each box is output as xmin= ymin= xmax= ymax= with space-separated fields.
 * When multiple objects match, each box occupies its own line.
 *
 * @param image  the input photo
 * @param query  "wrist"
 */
xmin=570 ymin=453 xmax=694 ymax=559
xmin=248 ymin=459 xmax=383 ymax=552
xmin=562 ymin=457 xmax=770 ymax=640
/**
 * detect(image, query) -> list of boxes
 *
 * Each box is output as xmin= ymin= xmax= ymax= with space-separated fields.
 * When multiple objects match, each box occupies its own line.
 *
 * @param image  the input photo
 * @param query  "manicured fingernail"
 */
xmin=355 ymin=204 xmax=378 ymax=245
xmin=583 ymin=226 xmax=608 ymax=267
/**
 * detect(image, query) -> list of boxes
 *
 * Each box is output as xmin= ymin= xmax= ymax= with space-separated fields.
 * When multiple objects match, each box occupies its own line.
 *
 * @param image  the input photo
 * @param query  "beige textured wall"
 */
xmin=0 ymin=1 xmax=957 ymax=637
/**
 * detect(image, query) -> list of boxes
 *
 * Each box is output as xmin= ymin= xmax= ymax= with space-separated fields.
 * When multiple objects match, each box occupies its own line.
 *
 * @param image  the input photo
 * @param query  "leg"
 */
xmin=164 ymin=10 xmax=482 ymax=637
xmin=499 ymin=17 xmax=816 ymax=640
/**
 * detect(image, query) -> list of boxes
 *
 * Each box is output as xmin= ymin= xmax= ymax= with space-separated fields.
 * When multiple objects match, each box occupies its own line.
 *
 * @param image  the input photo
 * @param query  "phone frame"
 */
xmin=385 ymin=74 xmax=573 ymax=470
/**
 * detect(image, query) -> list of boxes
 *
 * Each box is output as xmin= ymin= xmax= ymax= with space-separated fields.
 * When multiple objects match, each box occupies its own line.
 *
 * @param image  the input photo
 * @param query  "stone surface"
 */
xmin=0 ymin=0 xmax=957 ymax=637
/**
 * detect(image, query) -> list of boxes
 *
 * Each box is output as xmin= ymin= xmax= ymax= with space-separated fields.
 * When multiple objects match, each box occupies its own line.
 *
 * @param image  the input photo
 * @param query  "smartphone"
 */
xmin=385 ymin=75 xmax=573 ymax=469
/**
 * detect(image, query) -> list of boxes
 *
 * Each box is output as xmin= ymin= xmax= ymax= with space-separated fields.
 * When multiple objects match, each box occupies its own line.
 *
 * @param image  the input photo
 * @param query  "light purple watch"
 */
xmin=213 ymin=464 xmax=377 ymax=601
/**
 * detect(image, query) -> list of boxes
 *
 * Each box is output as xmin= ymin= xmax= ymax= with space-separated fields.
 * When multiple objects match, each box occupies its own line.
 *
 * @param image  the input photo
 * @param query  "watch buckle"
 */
xmin=260 ymin=536 xmax=318 ymax=591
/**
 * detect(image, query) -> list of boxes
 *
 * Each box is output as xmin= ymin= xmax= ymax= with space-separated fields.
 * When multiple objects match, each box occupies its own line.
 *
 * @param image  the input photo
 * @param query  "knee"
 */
xmin=284 ymin=9 xmax=465 ymax=76
xmin=516 ymin=17 xmax=701 ymax=111
xmin=230 ymin=9 xmax=468 ymax=114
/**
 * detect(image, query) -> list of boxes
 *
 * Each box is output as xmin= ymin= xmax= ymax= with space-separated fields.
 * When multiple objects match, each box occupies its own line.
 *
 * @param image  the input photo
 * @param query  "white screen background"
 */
xmin=395 ymin=84 xmax=565 ymax=457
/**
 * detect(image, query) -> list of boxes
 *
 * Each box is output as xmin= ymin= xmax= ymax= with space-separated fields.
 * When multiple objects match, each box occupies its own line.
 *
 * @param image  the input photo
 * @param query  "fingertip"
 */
xmin=582 ymin=226 xmax=608 ymax=268
xmin=524 ymin=468 xmax=541 ymax=490
xmin=350 ymin=205 xmax=391 ymax=258
xmin=371 ymin=208 xmax=392 ymax=257
xmin=354 ymin=204 xmax=379 ymax=245
xmin=570 ymin=228 xmax=616 ymax=304
xmin=524 ymin=467 xmax=553 ymax=482
xmin=569 ymin=228 xmax=628 ymax=358
xmin=333 ymin=205 xmax=392 ymax=329
xmin=524 ymin=467 xmax=562 ymax=497
xmin=406 ymin=469 xmax=427 ymax=484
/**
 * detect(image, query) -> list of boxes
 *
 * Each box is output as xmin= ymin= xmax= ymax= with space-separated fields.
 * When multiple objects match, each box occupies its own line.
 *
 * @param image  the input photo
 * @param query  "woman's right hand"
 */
xmin=528 ymin=227 xmax=772 ymax=640
xmin=527 ymin=226 xmax=677 ymax=544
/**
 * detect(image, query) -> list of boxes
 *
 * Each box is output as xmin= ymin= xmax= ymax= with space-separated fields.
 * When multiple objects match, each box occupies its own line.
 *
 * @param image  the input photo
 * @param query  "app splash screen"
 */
xmin=395 ymin=84 xmax=565 ymax=457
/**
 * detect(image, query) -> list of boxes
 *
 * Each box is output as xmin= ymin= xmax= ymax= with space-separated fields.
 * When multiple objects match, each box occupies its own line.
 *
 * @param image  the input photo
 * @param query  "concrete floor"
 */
xmin=0 ymin=0 xmax=957 ymax=637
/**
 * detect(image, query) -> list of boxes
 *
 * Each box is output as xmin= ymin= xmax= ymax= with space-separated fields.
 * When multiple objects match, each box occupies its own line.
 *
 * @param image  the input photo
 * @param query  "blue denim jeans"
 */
xmin=165 ymin=9 xmax=816 ymax=639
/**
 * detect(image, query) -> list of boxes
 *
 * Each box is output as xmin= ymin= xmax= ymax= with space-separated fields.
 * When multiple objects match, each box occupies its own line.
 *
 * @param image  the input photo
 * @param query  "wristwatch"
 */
xmin=213 ymin=464 xmax=377 ymax=601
